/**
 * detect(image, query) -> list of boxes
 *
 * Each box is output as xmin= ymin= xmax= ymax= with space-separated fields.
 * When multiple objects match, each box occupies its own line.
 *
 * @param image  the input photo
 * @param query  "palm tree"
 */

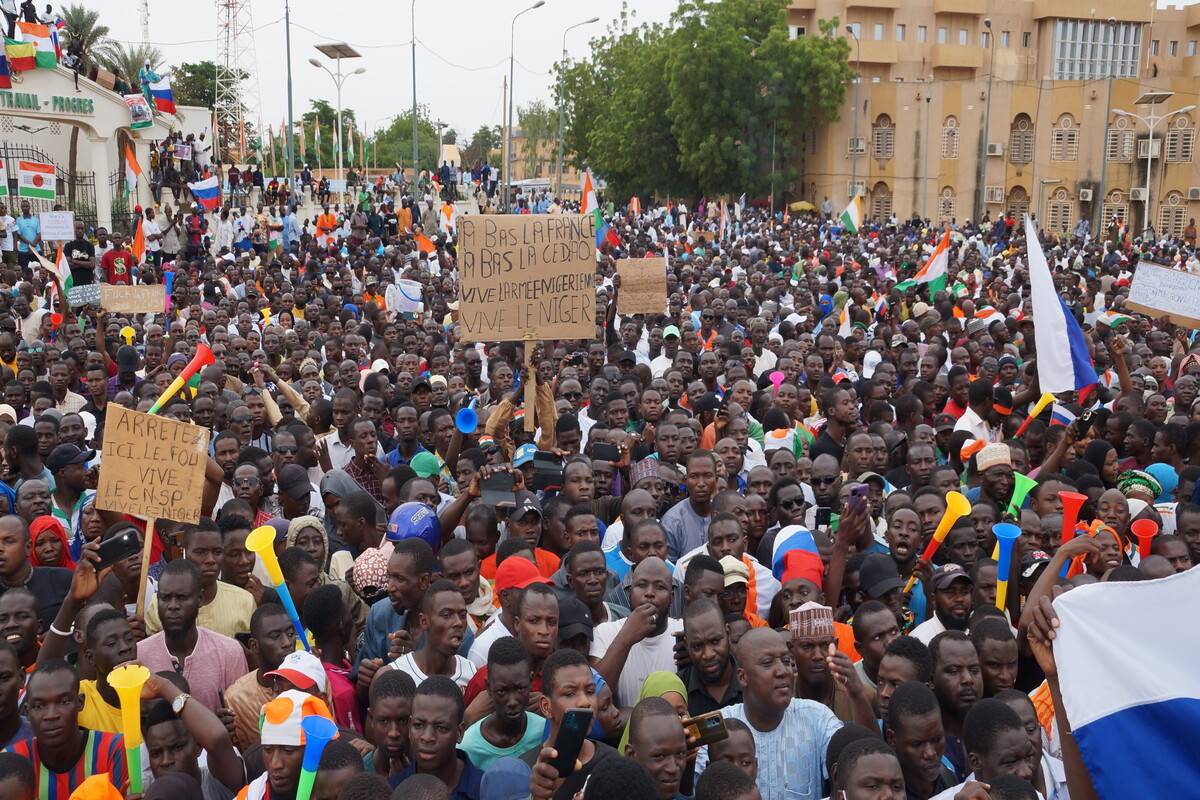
xmin=59 ymin=3 xmax=112 ymax=204
xmin=94 ymin=42 xmax=164 ymax=92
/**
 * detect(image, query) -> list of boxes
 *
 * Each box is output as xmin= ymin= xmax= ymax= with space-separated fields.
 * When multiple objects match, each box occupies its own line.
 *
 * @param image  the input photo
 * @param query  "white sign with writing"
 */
xmin=39 ymin=211 xmax=74 ymax=241
xmin=1126 ymin=260 xmax=1200 ymax=329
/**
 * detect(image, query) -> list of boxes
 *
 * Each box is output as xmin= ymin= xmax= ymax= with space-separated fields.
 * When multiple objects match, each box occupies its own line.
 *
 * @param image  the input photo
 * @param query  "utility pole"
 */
xmin=284 ymin=0 xmax=295 ymax=204
xmin=411 ymin=0 xmax=418 ymax=183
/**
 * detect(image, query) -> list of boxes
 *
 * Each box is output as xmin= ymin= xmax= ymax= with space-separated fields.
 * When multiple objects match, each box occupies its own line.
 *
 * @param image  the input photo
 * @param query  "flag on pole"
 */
xmin=0 ymin=51 xmax=11 ymax=88
xmin=895 ymin=228 xmax=950 ymax=298
xmin=580 ymin=169 xmax=597 ymax=215
xmin=39 ymin=243 xmax=72 ymax=292
xmin=1099 ymin=310 xmax=1134 ymax=328
xmin=16 ymin=22 xmax=57 ymax=68
xmin=440 ymin=202 xmax=456 ymax=233
xmin=1054 ymin=567 xmax=1200 ymax=797
xmin=187 ymin=176 xmax=221 ymax=210
xmin=17 ymin=160 xmax=55 ymax=199
xmin=592 ymin=208 xmax=619 ymax=250
xmin=719 ymin=201 xmax=728 ymax=242
xmin=298 ymin=120 xmax=306 ymax=159
xmin=130 ymin=217 xmax=145 ymax=264
xmin=0 ymin=159 xmax=6 ymax=195
xmin=1026 ymin=215 xmax=1098 ymax=395
xmin=1049 ymin=403 xmax=1077 ymax=427
xmin=123 ymin=143 xmax=142 ymax=196
xmin=839 ymin=196 xmax=863 ymax=233
xmin=836 ymin=301 xmax=852 ymax=338
xmin=4 ymin=38 xmax=35 ymax=71
xmin=148 ymin=77 xmax=176 ymax=114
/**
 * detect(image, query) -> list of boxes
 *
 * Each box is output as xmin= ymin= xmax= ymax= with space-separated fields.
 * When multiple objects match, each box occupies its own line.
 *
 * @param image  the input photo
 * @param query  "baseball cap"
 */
xmin=694 ymin=393 xmax=722 ymax=414
xmin=117 ymin=344 xmax=139 ymax=372
xmin=47 ymin=443 xmax=96 ymax=473
xmin=860 ymin=553 xmax=904 ymax=598
xmin=259 ymin=690 xmax=335 ymax=747
xmin=510 ymin=490 xmax=542 ymax=521
xmin=370 ymin=358 xmax=391 ymax=374
xmin=663 ymin=325 xmax=681 ymax=340
xmin=514 ymin=443 xmax=537 ymax=467
xmin=265 ymin=651 xmax=328 ymax=692
xmin=557 ymin=596 xmax=595 ymax=642
xmin=719 ymin=555 xmax=749 ymax=588
xmin=933 ymin=413 xmax=956 ymax=433
xmin=855 ymin=472 xmax=886 ymax=489
xmin=429 ymin=375 xmax=448 ymax=389
xmin=618 ymin=349 xmax=637 ymax=364
xmin=409 ymin=451 xmax=441 ymax=479
xmin=890 ymin=334 xmax=907 ymax=348
xmin=479 ymin=757 xmax=533 ymax=800
xmin=494 ymin=555 xmax=548 ymax=593
xmin=276 ymin=463 xmax=311 ymax=501
xmin=911 ymin=301 xmax=931 ymax=319
xmin=931 ymin=563 xmax=974 ymax=590
xmin=411 ymin=377 xmax=433 ymax=393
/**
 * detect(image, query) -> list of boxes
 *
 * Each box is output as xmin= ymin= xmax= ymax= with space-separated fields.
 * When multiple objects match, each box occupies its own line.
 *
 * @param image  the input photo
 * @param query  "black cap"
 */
xmin=694 ymin=393 xmax=722 ymax=414
xmin=931 ymin=563 xmax=974 ymax=590
xmin=277 ymin=463 xmax=311 ymax=501
xmin=618 ymin=349 xmax=637 ymax=364
xmin=557 ymin=596 xmax=594 ymax=642
xmin=510 ymin=490 xmax=542 ymax=521
xmin=411 ymin=378 xmax=432 ymax=393
xmin=860 ymin=553 xmax=904 ymax=598
xmin=117 ymin=345 xmax=139 ymax=372
xmin=47 ymin=443 xmax=96 ymax=473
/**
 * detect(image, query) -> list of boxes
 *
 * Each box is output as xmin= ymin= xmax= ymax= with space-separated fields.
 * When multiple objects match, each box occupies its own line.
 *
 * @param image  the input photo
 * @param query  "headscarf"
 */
xmin=319 ymin=468 xmax=361 ymax=541
xmin=1144 ymin=463 xmax=1179 ymax=504
xmin=1082 ymin=440 xmax=1116 ymax=487
xmin=287 ymin=514 xmax=330 ymax=572
xmin=1117 ymin=469 xmax=1161 ymax=502
xmin=30 ymin=515 xmax=74 ymax=568
xmin=617 ymin=671 xmax=687 ymax=753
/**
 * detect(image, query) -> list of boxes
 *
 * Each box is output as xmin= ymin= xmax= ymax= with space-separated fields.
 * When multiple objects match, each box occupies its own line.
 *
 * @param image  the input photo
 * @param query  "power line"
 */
xmin=104 ymin=15 xmax=282 ymax=47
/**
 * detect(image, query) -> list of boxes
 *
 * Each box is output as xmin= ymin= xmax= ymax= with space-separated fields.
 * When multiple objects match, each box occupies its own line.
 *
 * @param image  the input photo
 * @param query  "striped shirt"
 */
xmin=6 ymin=729 xmax=128 ymax=798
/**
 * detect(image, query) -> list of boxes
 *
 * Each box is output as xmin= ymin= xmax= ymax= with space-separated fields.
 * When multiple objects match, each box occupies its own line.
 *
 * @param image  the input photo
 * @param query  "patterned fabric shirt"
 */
xmin=6 ymin=729 xmax=128 ymax=798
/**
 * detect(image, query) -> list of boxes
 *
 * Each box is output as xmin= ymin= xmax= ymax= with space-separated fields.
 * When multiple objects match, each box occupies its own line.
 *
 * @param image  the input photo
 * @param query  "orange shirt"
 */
xmin=316 ymin=213 xmax=337 ymax=235
xmin=834 ymin=621 xmax=860 ymax=662
xmin=480 ymin=548 xmax=560 ymax=582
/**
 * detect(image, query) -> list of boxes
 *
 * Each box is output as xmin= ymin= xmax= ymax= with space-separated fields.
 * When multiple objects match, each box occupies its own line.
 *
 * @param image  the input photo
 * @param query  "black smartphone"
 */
xmin=480 ymin=472 xmax=515 ymax=507
xmin=531 ymin=451 xmax=564 ymax=492
xmin=592 ymin=443 xmax=620 ymax=463
xmin=96 ymin=528 xmax=141 ymax=570
xmin=548 ymin=709 xmax=593 ymax=778
xmin=682 ymin=711 xmax=729 ymax=747
xmin=1076 ymin=409 xmax=1095 ymax=437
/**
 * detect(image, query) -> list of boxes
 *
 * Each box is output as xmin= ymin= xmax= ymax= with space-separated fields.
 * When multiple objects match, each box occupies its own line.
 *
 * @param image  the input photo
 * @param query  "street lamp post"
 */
xmin=557 ymin=17 xmax=600 ymax=200
xmin=847 ymin=25 xmax=861 ymax=205
xmin=284 ymin=0 xmax=296 ymax=206
xmin=1038 ymin=178 xmax=1062 ymax=223
xmin=310 ymin=44 xmax=364 ymax=208
xmin=411 ymin=0 xmax=418 ymax=186
xmin=975 ymin=18 xmax=995 ymax=222
xmin=1113 ymin=102 xmax=1197 ymax=236
xmin=506 ymin=0 xmax=546 ymax=212
xmin=1095 ymin=18 xmax=1117 ymax=232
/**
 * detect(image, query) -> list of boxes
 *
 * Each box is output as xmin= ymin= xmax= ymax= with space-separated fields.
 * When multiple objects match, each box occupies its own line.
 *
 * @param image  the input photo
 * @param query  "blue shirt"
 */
xmin=389 ymin=751 xmax=483 ymax=798
xmin=14 ymin=216 xmax=39 ymax=253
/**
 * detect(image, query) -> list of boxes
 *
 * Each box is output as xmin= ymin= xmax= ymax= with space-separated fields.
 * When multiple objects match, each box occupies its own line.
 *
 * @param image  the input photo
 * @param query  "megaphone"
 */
xmin=1131 ymin=518 xmax=1158 ymax=558
xmin=1014 ymin=392 xmax=1056 ymax=438
xmin=1058 ymin=491 xmax=1088 ymax=577
xmin=108 ymin=663 xmax=150 ymax=796
xmin=1006 ymin=472 xmax=1038 ymax=518
xmin=992 ymin=522 xmax=1021 ymax=610
xmin=455 ymin=397 xmax=478 ymax=435
xmin=148 ymin=343 xmax=215 ymax=414
xmin=246 ymin=524 xmax=311 ymax=651
xmin=295 ymin=715 xmax=339 ymax=800
xmin=903 ymin=490 xmax=972 ymax=593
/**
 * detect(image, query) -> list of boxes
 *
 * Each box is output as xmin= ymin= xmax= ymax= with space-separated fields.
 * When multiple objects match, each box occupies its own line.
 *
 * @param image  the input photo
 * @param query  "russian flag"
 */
xmin=1049 ymin=403 xmax=1076 ymax=427
xmin=1054 ymin=567 xmax=1200 ymax=796
xmin=770 ymin=524 xmax=822 ymax=581
xmin=1026 ymin=215 xmax=1097 ymax=396
xmin=187 ymin=176 xmax=220 ymax=211
xmin=149 ymin=77 xmax=176 ymax=114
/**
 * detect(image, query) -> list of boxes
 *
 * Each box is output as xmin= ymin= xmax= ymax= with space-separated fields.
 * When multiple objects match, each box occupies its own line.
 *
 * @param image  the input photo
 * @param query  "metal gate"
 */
xmin=0 ymin=143 xmax=97 ymax=231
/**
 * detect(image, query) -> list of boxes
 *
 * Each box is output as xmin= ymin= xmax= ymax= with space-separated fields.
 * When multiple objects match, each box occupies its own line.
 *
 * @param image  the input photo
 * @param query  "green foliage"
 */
xmin=94 ymin=42 xmax=164 ymax=85
xmin=517 ymin=100 xmax=558 ymax=178
xmin=172 ymin=61 xmax=232 ymax=109
xmin=362 ymin=108 xmax=442 ymax=172
xmin=555 ymin=0 xmax=852 ymax=199
xmin=461 ymin=125 xmax=502 ymax=166
xmin=60 ymin=3 xmax=109 ymax=72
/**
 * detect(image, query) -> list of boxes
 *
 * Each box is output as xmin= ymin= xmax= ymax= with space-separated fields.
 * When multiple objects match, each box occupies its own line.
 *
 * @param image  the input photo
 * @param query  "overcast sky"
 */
xmin=86 ymin=0 xmax=678 ymax=139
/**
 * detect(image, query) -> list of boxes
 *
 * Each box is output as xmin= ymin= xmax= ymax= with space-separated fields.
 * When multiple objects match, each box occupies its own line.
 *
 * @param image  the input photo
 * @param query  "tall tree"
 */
xmin=517 ymin=101 xmax=557 ymax=179
xmin=60 ymin=3 xmax=110 ymax=205
xmin=461 ymin=124 xmax=502 ymax=167
xmin=94 ymin=42 xmax=164 ymax=88
xmin=171 ymin=61 xmax=226 ymax=109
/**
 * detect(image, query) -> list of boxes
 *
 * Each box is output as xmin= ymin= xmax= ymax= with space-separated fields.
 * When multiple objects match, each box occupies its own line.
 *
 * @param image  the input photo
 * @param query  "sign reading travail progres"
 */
xmin=96 ymin=405 xmax=211 ymax=523
xmin=617 ymin=257 xmax=668 ymax=315
xmin=1127 ymin=260 xmax=1200 ymax=329
xmin=457 ymin=214 xmax=595 ymax=342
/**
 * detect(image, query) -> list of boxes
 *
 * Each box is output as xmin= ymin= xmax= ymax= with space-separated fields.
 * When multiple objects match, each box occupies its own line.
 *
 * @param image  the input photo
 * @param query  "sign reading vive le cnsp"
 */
xmin=0 ymin=90 xmax=95 ymax=115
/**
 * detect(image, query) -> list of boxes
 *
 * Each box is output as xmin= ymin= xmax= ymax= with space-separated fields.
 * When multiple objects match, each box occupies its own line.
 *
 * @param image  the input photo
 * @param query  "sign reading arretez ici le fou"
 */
xmin=457 ymin=214 xmax=596 ymax=343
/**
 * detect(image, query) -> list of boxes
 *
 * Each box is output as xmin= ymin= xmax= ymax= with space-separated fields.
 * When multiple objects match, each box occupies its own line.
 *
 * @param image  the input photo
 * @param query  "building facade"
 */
xmin=502 ymin=127 xmax=586 ymax=200
xmin=791 ymin=0 xmax=1200 ymax=238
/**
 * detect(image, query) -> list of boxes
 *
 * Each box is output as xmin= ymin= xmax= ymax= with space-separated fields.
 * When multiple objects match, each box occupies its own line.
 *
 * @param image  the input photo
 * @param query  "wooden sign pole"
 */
xmin=524 ymin=341 xmax=536 ymax=433
xmin=135 ymin=518 xmax=156 ymax=618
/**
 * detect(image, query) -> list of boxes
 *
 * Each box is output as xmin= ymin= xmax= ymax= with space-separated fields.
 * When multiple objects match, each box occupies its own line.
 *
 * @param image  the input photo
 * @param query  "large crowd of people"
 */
xmin=0 ymin=166 xmax=1192 ymax=800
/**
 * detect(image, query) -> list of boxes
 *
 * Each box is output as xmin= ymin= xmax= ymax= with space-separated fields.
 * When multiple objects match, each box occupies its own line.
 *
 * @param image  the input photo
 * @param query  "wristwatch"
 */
xmin=171 ymin=692 xmax=191 ymax=716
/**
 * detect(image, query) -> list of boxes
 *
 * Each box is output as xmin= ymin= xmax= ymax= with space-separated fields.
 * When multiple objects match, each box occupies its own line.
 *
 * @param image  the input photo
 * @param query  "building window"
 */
xmin=981 ymin=31 xmax=990 ymax=48
xmin=848 ymin=22 xmax=862 ymax=39
xmin=896 ymin=24 xmax=906 ymax=41
xmin=1001 ymin=30 xmax=1011 ymax=48
xmin=1102 ymin=191 xmax=1128 ymax=231
xmin=1158 ymin=192 xmax=1188 ymax=238
xmin=1189 ymin=40 xmax=1197 ymax=57
xmin=941 ymin=116 xmax=960 ymax=159
xmin=918 ymin=25 xmax=928 ymax=43
xmin=1170 ymin=41 xmax=1179 ymax=57
xmin=1006 ymin=186 xmax=1030 ymax=219
xmin=874 ymin=23 xmax=884 ymax=40
xmin=1051 ymin=115 xmax=1079 ymax=161
xmin=938 ymin=187 xmax=956 ymax=225
xmin=1106 ymin=116 xmax=1134 ymax=162
xmin=1009 ymin=115 xmax=1034 ymax=164
xmin=1054 ymin=19 xmax=1141 ymax=79
xmin=937 ymin=27 xmax=948 ymax=44
xmin=958 ymin=28 xmax=968 ymax=45
xmin=1150 ymin=39 xmax=1159 ymax=55
xmin=1046 ymin=188 xmax=1073 ymax=234
xmin=1166 ymin=117 xmax=1195 ymax=162
xmin=870 ymin=182 xmax=893 ymax=221
xmin=872 ymin=115 xmax=895 ymax=160
xmin=1022 ymin=31 xmax=1031 ymax=48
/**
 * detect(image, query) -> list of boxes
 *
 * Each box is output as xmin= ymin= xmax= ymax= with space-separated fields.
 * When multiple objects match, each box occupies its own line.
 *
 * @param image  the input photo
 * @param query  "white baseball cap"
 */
xmin=265 ymin=651 xmax=327 ymax=693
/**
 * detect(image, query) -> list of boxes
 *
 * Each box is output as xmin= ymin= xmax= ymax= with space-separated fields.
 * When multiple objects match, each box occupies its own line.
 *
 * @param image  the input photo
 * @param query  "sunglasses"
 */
xmin=274 ymin=446 xmax=299 ymax=455
xmin=230 ymin=415 xmax=253 ymax=424
xmin=811 ymin=475 xmax=838 ymax=485
xmin=233 ymin=476 xmax=260 ymax=488
xmin=779 ymin=497 xmax=805 ymax=511
xmin=561 ymin=392 xmax=582 ymax=400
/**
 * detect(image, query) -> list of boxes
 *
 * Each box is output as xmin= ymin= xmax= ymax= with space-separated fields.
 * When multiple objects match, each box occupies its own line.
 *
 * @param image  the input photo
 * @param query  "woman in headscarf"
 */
xmin=616 ymin=671 xmax=688 ymax=753
xmin=1083 ymin=440 xmax=1119 ymax=489
xmin=30 ymin=515 xmax=74 ymax=568
xmin=287 ymin=514 xmax=367 ymax=636
xmin=320 ymin=468 xmax=361 ymax=557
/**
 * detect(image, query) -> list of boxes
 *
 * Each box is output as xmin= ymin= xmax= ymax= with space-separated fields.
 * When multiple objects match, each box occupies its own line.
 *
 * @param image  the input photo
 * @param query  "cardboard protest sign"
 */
xmin=457 ymin=214 xmax=596 ymax=342
xmin=617 ymin=257 xmax=667 ymax=315
xmin=1126 ymin=260 xmax=1200 ymax=329
xmin=39 ymin=211 xmax=74 ymax=241
xmin=96 ymin=405 xmax=211 ymax=523
xmin=67 ymin=284 xmax=101 ymax=308
xmin=101 ymin=284 xmax=166 ymax=315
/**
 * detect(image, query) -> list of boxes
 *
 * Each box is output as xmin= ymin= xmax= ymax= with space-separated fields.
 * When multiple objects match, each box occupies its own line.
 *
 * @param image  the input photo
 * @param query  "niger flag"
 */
xmin=415 ymin=233 xmax=436 ymax=255
xmin=131 ymin=218 xmax=145 ymax=264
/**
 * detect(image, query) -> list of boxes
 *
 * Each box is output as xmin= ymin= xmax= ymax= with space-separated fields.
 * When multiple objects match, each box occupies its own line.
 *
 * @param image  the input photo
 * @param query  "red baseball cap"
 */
xmin=495 ymin=556 xmax=548 ymax=593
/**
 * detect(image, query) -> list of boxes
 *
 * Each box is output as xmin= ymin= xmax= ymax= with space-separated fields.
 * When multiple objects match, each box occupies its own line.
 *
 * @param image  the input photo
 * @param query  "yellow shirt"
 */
xmin=78 ymin=679 xmax=123 ymax=734
xmin=145 ymin=580 xmax=256 ymax=638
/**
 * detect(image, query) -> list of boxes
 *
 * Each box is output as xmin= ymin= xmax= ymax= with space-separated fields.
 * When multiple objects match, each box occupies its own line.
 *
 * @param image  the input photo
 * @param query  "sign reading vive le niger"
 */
xmin=456 ymin=214 xmax=596 ymax=343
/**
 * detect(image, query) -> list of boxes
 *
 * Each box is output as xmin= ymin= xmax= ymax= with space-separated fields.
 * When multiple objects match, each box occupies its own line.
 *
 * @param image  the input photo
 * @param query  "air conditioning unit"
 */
xmin=1130 ymin=187 xmax=1148 ymax=201
xmin=1138 ymin=138 xmax=1162 ymax=159
xmin=1079 ymin=188 xmax=1094 ymax=202
xmin=789 ymin=25 xmax=806 ymax=39
xmin=848 ymin=137 xmax=867 ymax=155
xmin=985 ymin=186 xmax=1006 ymax=204
xmin=1188 ymin=186 xmax=1200 ymax=201
xmin=848 ymin=181 xmax=866 ymax=197
xmin=986 ymin=143 xmax=1005 ymax=156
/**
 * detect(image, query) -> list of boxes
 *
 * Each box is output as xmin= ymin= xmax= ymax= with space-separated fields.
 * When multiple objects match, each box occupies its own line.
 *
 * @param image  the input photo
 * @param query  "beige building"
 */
xmin=502 ymin=127 xmax=586 ymax=200
xmin=791 ymin=0 xmax=1200 ymax=238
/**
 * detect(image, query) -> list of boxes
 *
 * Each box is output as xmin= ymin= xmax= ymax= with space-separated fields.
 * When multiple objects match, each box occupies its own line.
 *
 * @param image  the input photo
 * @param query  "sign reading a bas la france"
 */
xmin=457 ymin=215 xmax=596 ymax=342
xmin=617 ymin=257 xmax=668 ymax=316
xmin=96 ymin=404 xmax=211 ymax=523
xmin=1127 ymin=260 xmax=1200 ymax=329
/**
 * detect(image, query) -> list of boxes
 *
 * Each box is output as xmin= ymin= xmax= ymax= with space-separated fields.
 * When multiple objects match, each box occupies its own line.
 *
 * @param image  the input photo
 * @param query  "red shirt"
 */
xmin=479 ymin=548 xmax=560 ymax=582
xmin=100 ymin=248 xmax=134 ymax=285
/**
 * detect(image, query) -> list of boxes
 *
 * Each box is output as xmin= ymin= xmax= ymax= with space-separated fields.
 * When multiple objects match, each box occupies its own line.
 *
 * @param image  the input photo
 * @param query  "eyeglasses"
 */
xmin=232 ymin=476 xmax=260 ymax=488
xmin=811 ymin=475 xmax=838 ymax=485
xmin=274 ymin=446 xmax=298 ymax=455
xmin=561 ymin=392 xmax=582 ymax=400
